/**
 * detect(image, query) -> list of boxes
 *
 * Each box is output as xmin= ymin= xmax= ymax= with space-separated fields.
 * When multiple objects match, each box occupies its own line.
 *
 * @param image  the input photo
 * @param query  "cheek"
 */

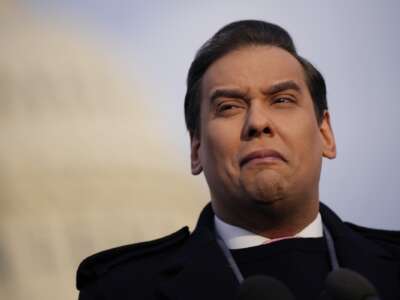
xmin=284 ymin=118 xmax=323 ymax=166
xmin=200 ymin=121 xmax=241 ymax=173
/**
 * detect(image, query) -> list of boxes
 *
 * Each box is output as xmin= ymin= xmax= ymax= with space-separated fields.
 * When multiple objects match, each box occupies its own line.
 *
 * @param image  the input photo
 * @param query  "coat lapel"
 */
xmin=320 ymin=203 xmax=400 ymax=300
xmin=157 ymin=204 xmax=239 ymax=300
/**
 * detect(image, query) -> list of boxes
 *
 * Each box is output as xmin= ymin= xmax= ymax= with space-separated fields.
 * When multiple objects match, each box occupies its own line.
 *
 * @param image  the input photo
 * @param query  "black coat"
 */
xmin=77 ymin=203 xmax=400 ymax=299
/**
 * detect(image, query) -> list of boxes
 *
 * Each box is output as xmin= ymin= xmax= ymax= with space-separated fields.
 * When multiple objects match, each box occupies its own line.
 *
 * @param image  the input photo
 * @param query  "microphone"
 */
xmin=236 ymin=275 xmax=295 ymax=300
xmin=322 ymin=268 xmax=380 ymax=300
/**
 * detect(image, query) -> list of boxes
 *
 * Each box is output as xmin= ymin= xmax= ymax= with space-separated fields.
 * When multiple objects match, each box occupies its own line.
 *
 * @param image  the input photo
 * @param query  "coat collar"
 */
xmin=319 ymin=203 xmax=400 ymax=299
xmin=157 ymin=203 xmax=239 ymax=300
xmin=158 ymin=203 xmax=399 ymax=300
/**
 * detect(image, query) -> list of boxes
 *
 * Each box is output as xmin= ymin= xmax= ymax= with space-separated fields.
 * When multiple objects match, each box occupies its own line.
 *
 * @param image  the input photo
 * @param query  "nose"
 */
xmin=242 ymin=102 xmax=273 ymax=140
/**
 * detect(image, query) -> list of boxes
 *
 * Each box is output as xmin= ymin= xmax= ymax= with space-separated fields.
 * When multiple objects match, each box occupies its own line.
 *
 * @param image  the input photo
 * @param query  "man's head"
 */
xmin=185 ymin=20 xmax=328 ymax=138
xmin=185 ymin=20 xmax=336 ymax=235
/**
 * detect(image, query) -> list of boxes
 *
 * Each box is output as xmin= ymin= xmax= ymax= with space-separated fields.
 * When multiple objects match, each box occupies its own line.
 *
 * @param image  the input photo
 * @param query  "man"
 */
xmin=77 ymin=20 xmax=400 ymax=300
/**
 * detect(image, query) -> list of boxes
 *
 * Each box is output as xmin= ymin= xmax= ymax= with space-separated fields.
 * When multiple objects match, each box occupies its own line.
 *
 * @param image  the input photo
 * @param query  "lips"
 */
xmin=240 ymin=149 xmax=286 ymax=167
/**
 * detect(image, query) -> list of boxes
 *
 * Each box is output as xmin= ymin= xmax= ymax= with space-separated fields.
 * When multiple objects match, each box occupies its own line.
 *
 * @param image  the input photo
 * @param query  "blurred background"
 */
xmin=0 ymin=0 xmax=399 ymax=299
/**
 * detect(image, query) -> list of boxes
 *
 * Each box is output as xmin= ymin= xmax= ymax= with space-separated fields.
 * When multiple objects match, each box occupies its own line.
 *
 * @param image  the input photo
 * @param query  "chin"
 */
xmin=240 ymin=170 xmax=288 ymax=206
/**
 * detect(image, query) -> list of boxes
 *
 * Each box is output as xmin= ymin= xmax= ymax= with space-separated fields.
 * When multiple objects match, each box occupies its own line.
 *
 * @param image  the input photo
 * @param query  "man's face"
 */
xmin=190 ymin=46 xmax=336 ymax=224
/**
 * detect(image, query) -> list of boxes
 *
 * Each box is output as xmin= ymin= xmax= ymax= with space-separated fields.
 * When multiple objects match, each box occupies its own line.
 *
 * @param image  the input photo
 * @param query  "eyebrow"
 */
xmin=263 ymin=80 xmax=302 ymax=96
xmin=208 ymin=80 xmax=302 ymax=103
xmin=209 ymin=88 xmax=249 ymax=104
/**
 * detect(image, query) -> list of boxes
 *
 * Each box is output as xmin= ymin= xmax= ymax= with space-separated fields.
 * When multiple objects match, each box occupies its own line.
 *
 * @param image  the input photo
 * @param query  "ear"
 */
xmin=319 ymin=111 xmax=337 ymax=159
xmin=190 ymin=133 xmax=203 ymax=175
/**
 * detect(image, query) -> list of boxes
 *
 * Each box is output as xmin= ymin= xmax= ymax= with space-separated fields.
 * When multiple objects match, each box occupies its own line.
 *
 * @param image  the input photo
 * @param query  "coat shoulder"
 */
xmin=76 ymin=226 xmax=190 ymax=290
xmin=346 ymin=222 xmax=400 ymax=244
xmin=345 ymin=222 xmax=400 ymax=257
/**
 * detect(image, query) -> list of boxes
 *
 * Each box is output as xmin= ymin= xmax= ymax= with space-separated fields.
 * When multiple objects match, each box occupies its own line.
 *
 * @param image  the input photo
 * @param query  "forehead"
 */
xmin=201 ymin=46 xmax=307 ymax=97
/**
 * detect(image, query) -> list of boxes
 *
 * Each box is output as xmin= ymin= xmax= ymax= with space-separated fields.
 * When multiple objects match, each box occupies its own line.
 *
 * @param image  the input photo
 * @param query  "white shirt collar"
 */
xmin=214 ymin=213 xmax=323 ymax=249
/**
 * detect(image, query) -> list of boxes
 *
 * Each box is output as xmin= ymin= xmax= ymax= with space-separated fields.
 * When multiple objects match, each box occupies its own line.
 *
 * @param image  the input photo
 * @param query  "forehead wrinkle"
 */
xmin=201 ymin=46 xmax=308 ymax=109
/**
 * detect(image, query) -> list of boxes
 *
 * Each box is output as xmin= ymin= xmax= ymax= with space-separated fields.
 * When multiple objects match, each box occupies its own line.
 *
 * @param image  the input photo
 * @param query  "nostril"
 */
xmin=248 ymin=128 xmax=258 ymax=137
xmin=246 ymin=126 xmax=272 ymax=139
xmin=263 ymin=127 xmax=272 ymax=135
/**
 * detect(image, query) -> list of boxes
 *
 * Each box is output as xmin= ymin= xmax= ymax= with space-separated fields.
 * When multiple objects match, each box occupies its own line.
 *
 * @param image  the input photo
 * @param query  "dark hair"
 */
xmin=184 ymin=20 xmax=327 ymax=137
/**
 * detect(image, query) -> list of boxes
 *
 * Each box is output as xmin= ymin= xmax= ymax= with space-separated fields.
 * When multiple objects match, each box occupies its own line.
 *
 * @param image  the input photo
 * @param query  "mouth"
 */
xmin=240 ymin=149 xmax=286 ymax=167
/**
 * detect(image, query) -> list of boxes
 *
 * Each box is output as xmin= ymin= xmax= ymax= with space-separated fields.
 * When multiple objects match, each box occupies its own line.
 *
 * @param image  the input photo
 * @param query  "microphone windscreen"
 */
xmin=236 ymin=275 xmax=295 ymax=300
xmin=325 ymin=268 xmax=380 ymax=300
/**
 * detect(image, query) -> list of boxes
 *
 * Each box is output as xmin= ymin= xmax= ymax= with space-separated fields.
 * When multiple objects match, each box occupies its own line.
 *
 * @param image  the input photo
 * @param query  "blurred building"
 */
xmin=0 ymin=1 xmax=207 ymax=299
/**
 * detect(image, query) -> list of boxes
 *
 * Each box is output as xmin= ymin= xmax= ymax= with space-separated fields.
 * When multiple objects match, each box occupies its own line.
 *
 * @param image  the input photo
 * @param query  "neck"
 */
xmin=213 ymin=198 xmax=320 ymax=239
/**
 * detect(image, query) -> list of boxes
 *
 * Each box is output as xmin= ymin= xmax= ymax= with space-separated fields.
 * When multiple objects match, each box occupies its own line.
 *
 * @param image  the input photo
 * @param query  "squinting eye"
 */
xmin=273 ymin=97 xmax=293 ymax=104
xmin=217 ymin=103 xmax=245 ymax=113
xmin=216 ymin=101 xmax=246 ymax=115
xmin=219 ymin=104 xmax=236 ymax=111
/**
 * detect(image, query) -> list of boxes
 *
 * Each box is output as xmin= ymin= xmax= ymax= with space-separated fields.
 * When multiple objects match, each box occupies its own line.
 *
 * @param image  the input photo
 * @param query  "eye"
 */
xmin=272 ymin=97 xmax=294 ymax=104
xmin=216 ymin=101 xmax=245 ymax=116
xmin=218 ymin=104 xmax=237 ymax=112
